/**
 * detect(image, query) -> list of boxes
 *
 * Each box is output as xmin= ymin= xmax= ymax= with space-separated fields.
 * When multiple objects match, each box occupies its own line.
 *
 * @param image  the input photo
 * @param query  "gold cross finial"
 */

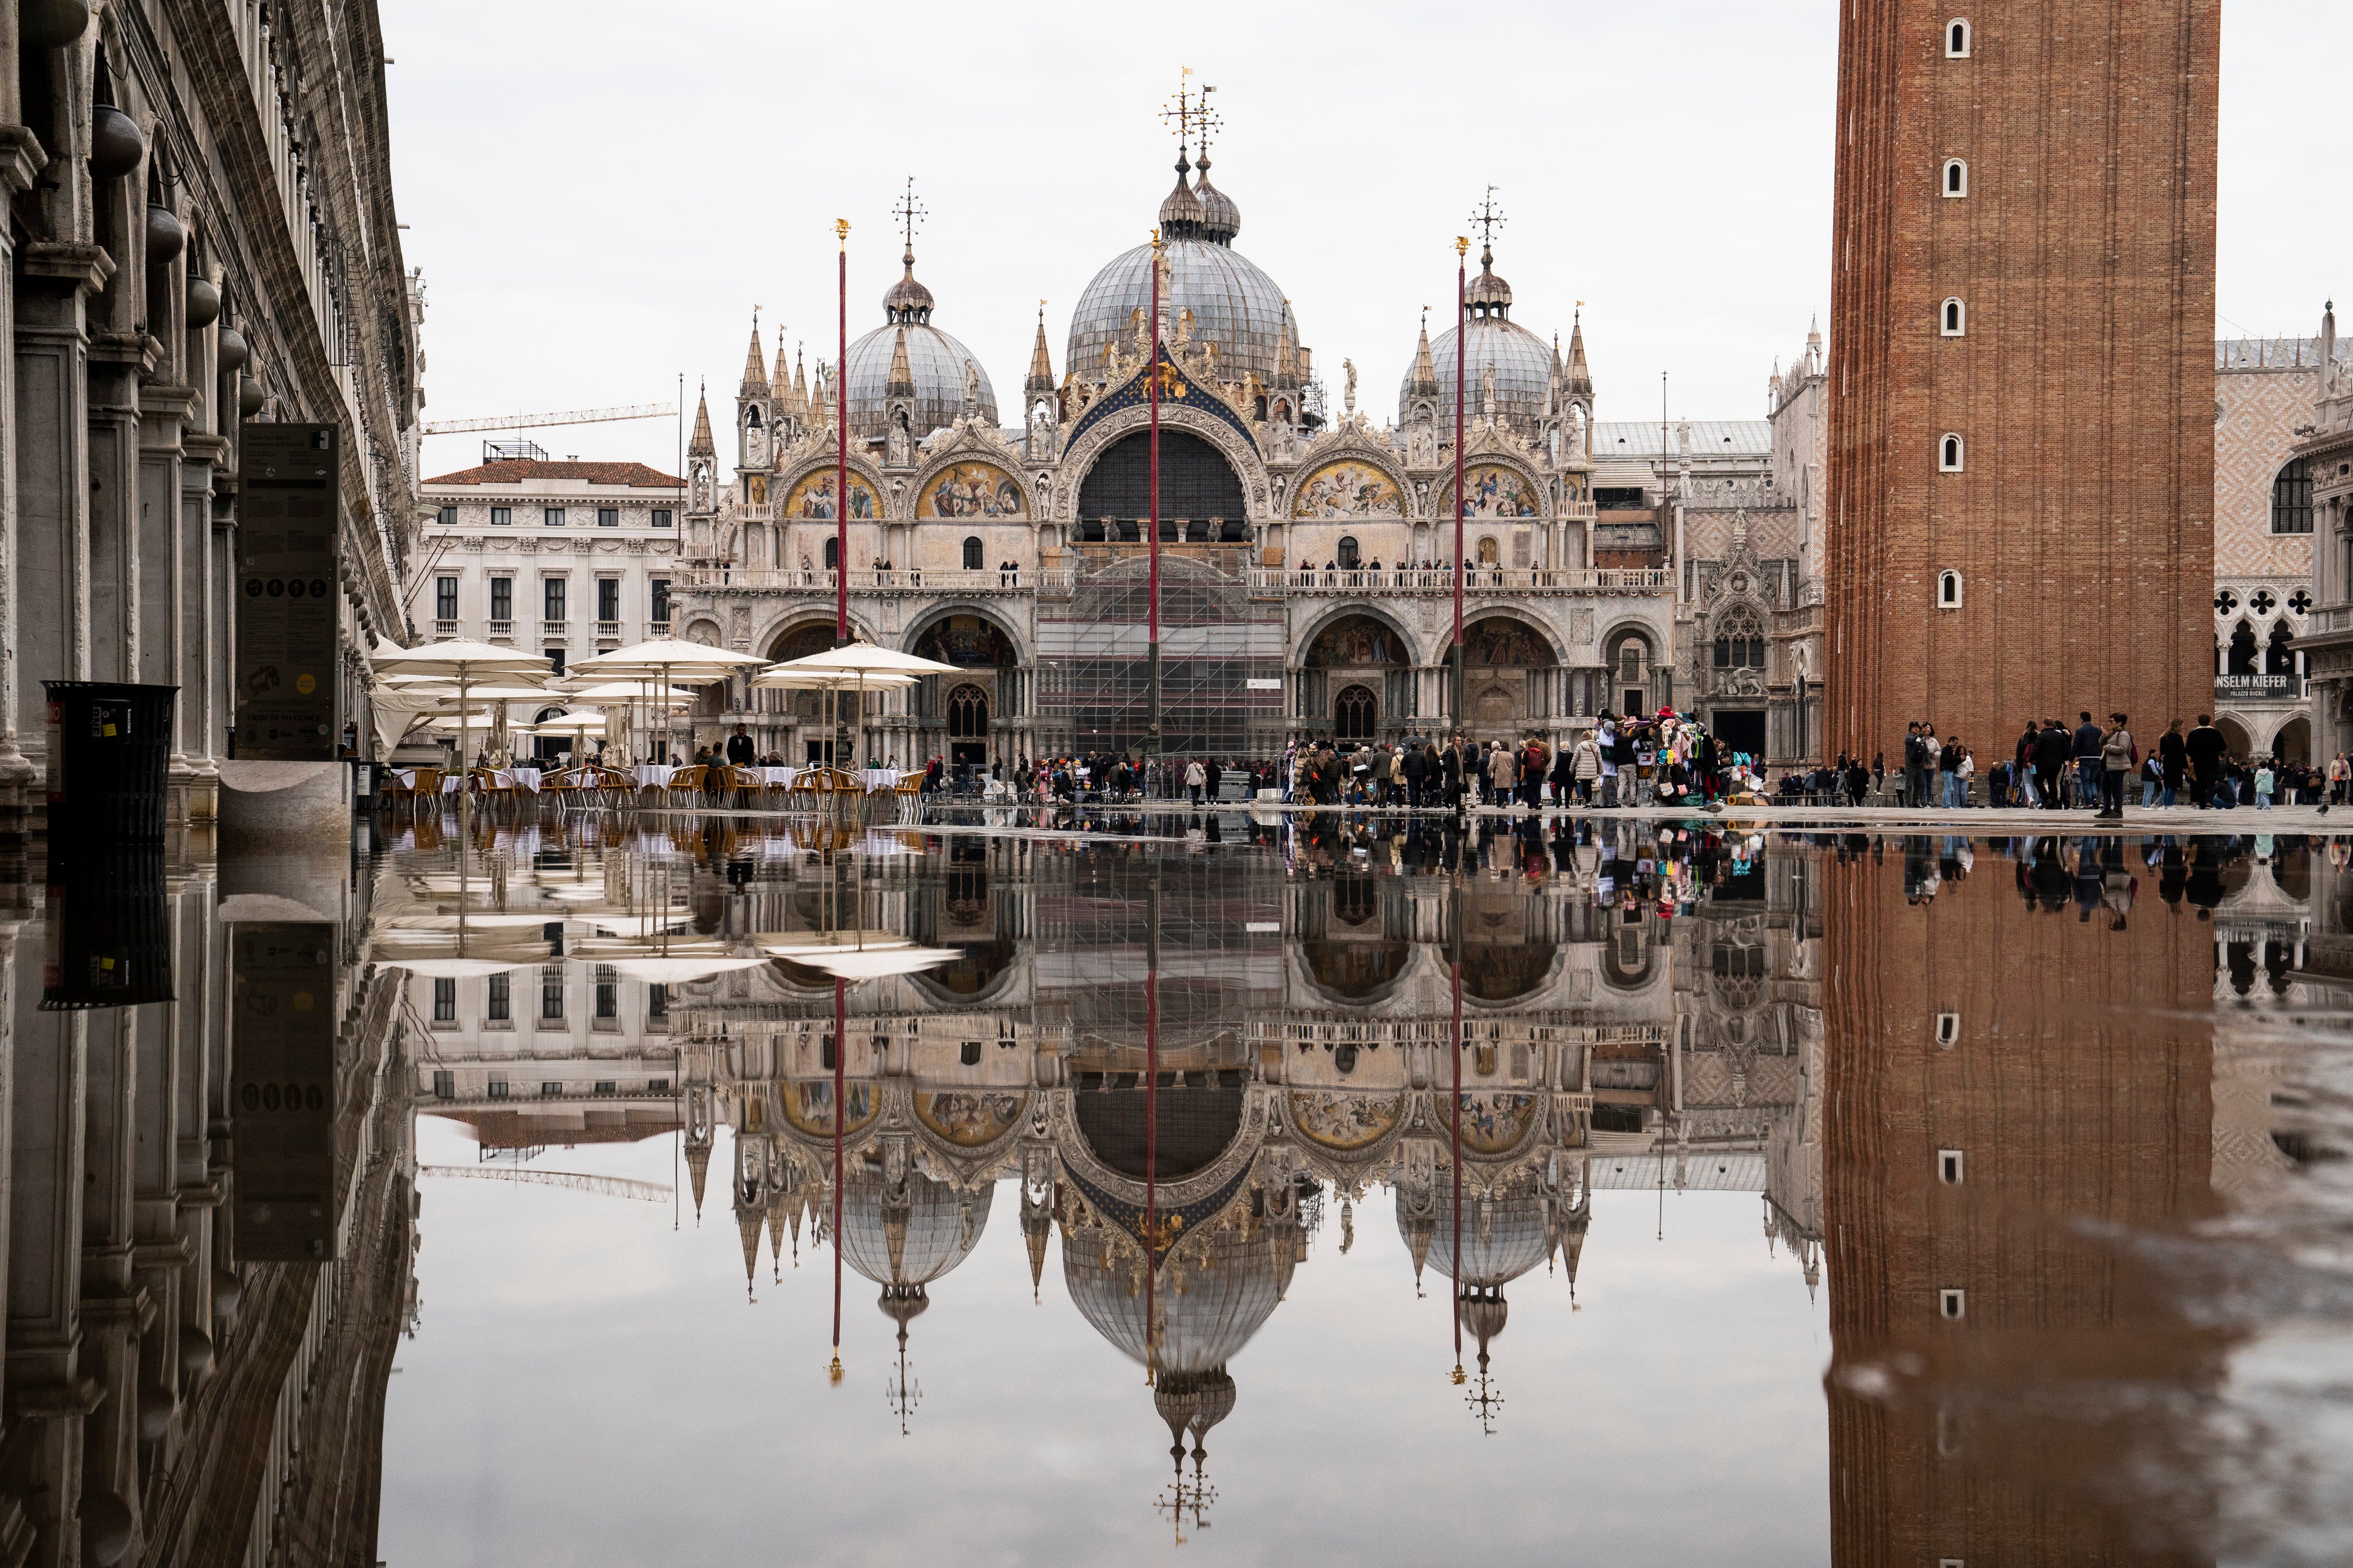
xmin=892 ymin=177 xmax=925 ymax=252
xmin=1160 ymin=68 xmax=1199 ymax=151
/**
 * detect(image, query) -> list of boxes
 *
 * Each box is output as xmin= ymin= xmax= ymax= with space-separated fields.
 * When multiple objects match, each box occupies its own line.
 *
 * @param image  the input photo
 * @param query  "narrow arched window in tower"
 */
xmin=1941 ymin=297 xmax=1966 ymax=336
xmin=962 ymin=535 xmax=982 ymax=570
xmin=1939 ymin=433 xmax=1965 ymax=472
xmin=823 ymin=536 xmax=839 ymax=571
xmin=1337 ymin=536 xmax=1361 ymax=569
xmin=1944 ymin=159 xmax=1968 ymax=197
xmin=1938 ymin=570 xmax=1963 ymax=608
xmin=1946 ymin=18 xmax=1972 ymax=57
xmin=746 ymin=406 xmax=761 ymax=428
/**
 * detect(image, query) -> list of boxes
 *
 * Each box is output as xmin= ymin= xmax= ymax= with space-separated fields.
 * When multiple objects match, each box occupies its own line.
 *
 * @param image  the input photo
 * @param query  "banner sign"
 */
xmin=236 ymin=422 xmax=340 ymax=759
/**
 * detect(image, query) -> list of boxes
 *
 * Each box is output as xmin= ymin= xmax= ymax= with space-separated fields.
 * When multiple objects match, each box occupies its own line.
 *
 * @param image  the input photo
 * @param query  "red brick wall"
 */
xmin=1827 ymin=2 xmax=2219 ymax=758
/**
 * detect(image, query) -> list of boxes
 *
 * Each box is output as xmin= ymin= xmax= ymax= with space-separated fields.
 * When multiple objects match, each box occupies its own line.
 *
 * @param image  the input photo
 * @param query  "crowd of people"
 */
xmin=1861 ymin=712 xmax=2331 ymax=814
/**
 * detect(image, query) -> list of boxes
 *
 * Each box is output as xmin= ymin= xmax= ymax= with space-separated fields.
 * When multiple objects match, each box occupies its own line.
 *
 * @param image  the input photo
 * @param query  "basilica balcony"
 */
xmin=1250 ymin=566 xmax=1672 ymax=597
xmin=668 ymin=567 xmax=1034 ymax=598
xmin=737 ymin=504 xmax=771 ymax=523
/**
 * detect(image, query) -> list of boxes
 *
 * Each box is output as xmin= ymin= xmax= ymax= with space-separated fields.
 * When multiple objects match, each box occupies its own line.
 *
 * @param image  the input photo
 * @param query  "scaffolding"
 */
xmin=1037 ymin=549 xmax=1283 ymax=762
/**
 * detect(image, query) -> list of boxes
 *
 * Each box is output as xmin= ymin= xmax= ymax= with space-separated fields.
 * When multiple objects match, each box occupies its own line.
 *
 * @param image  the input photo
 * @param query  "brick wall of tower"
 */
xmin=1826 ymin=2 xmax=2219 ymax=756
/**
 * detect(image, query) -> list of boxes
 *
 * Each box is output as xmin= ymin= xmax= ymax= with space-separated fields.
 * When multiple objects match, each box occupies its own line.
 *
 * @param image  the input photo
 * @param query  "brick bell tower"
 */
xmin=1825 ymin=4 xmax=2219 ymax=760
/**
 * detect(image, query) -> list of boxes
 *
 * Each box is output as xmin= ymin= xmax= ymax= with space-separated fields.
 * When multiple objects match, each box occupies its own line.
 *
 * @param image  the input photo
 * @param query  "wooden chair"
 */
xmin=469 ymin=767 xmax=523 ymax=806
xmin=399 ymin=766 xmax=444 ymax=810
xmin=664 ymin=765 xmax=710 ymax=808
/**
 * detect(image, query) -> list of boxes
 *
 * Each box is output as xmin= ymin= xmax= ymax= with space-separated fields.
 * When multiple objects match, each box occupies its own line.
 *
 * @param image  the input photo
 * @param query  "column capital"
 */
xmin=0 ymin=124 xmax=47 ymax=196
xmin=16 ymin=239 xmax=112 ymax=296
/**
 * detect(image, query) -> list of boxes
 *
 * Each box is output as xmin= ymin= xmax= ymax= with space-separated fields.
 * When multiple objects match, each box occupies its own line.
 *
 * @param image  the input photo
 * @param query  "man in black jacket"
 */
xmin=2184 ymin=713 xmax=2227 ymax=808
xmin=1402 ymin=739 xmax=1429 ymax=809
xmin=2033 ymin=719 xmax=2071 ymax=808
xmin=1902 ymin=722 xmax=1928 ymax=807
xmin=725 ymin=725 xmax=756 ymax=768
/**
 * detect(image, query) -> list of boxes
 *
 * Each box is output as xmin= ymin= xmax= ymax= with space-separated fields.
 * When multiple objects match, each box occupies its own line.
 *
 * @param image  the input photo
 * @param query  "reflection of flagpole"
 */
xmin=835 ymin=219 xmax=851 ymax=649
xmin=1449 ymin=875 xmax=1464 ymax=1384
xmin=1144 ymin=868 xmax=1160 ymax=1383
xmin=830 ymin=970 xmax=846 ymax=1383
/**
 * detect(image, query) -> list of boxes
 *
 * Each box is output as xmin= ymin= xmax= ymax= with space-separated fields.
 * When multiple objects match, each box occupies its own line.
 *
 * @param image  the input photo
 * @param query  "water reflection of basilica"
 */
xmin=622 ymin=813 xmax=1832 ymax=1462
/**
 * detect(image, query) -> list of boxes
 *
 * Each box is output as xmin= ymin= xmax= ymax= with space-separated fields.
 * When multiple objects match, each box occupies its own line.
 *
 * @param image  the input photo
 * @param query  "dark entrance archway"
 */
xmin=1713 ymin=709 xmax=1765 ymax=758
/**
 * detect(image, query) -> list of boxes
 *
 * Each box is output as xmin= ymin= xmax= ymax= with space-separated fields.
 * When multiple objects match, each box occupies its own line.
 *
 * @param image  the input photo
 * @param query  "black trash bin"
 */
xmin=41 ymin=845 xmax=173 ymax=1010
xmin=43 ymin=681 xmax=178 ymax=843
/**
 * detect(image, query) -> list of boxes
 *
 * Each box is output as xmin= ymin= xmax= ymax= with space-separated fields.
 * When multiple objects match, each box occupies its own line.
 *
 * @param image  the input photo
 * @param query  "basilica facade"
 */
xmin=669 ymin=144 xmax=1694 ymax=769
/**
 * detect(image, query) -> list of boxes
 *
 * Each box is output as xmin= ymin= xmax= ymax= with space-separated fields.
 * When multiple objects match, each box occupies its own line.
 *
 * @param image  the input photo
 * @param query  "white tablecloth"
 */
xmin=508 ymin=767 xmax=542 ymax=793
xmin=631 ymin=765 xmax=677 ymax=789
xmin=757 ymin=766 xmax=797 ymax=786
xmin=864 ymin=769 xmax=899 ymax=792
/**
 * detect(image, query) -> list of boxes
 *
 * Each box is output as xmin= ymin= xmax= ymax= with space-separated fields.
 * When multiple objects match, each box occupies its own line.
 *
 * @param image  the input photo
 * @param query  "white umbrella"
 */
xmin=372 ymin=641 xmax=552 ymax=784
xmin=572 ymin=640 xmax=766 ymax=766
xmin=766 ymin=645 xmax=958 ymax=773
xmin=601 ymin=954 xmax=768 ymax=984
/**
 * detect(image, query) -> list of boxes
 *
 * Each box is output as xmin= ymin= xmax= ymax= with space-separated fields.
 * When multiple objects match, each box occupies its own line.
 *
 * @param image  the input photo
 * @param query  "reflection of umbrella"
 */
xmin=602 ymin=954 xmax=768 ymax=983
xmin=375 ymin=957 xmax=537 ymax=979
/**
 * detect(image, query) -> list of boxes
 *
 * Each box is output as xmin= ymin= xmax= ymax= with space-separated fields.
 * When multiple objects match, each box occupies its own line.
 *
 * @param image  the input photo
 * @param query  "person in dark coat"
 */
xmin=1402 ymin=740 xmax=1430 ymax=809
xmin=1440 ymin=739 xmax=1465 ymax=812
xmin=2032 ymin=719 xmax=2071 ymax=808
xmin=2184 ymin=713 xmax=2226 ymax=808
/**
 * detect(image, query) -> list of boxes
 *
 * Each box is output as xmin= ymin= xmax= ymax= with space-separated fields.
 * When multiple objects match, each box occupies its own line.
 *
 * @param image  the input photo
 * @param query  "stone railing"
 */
xmin=1249 ymin=566 xmax=1672 ymax=596
xmin=668 ymin=568 xmax=1033 ymax=595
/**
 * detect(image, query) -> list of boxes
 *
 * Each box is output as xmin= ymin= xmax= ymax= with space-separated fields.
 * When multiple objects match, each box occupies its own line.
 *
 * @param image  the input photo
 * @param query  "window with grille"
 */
xmin=2274 ymin=458 xmax=2313 ymax=534
xmin=1075 ymin=430 xmax=1245 ymax=529
xmin=541 ymin=968 xmax=565 ymax=1019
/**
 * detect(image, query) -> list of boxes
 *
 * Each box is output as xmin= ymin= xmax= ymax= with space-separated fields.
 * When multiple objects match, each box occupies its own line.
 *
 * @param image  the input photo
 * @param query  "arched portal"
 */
xmin=1459 ymin=615 xmax=1558 ymax=740
xmin=1304 ymin=612 xmax=1407 ymax=742
xmin=1076 ymin=429 xmax=1248 ymax=542
xmin=912 ymin=613 xmax=1020 ymax=771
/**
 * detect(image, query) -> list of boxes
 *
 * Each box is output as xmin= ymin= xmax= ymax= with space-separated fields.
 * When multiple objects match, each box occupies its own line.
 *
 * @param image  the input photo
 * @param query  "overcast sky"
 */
xmin=384 ymin=1 xmax=2352 ymax=481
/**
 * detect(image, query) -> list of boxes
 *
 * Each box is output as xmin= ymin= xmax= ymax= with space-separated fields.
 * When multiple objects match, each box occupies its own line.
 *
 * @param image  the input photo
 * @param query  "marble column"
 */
xmin=86 ymin=330 xmax=155 ymax=686
xmin=0 ymin=124 xmax=48 ymax=813
xmin=12 ymin=245 xmax=111 ymax=790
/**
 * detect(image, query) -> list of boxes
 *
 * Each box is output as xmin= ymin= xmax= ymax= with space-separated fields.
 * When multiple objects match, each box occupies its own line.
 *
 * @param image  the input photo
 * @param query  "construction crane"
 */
xmin=418 ymin=1165 xmax=671 ymax=1203
xmin=422 ymin=402 xmax=675 ymax=437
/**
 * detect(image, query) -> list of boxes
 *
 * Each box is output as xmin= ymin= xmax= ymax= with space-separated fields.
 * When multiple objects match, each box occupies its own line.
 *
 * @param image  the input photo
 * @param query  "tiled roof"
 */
xmin=1593 ymin=421 xmax=1772 ymax=459
xmin=424 ymin=459 xmax=685 ymax=488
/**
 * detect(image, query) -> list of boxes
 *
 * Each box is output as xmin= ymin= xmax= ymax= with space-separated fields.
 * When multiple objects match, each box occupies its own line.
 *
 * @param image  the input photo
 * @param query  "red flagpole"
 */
xmin=1452 ymin=237 xmax=1468 ymax=729
xmin=1148 ymin=228 xmax=1163 ymax=780
xmin=835 ymin=221 xmax=851 ymax=646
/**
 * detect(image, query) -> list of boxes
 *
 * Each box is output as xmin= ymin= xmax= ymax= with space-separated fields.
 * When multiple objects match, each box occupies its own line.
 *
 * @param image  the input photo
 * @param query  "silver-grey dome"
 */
xmin=838 ymin=1169 xmax=994 ymax=1288
xmin=1401 ymin=1187 xmax=1554 ymax=1287
xmin=1400 ymin=315 xmax=1555 ymax=437
xmin=1063 ymin=1218 xmax=1301 ymax=1374
xmin=1068 ymin=239 xmax=1295 ymax=386
xmin=842 ymin=321 xmax=998 ymax=442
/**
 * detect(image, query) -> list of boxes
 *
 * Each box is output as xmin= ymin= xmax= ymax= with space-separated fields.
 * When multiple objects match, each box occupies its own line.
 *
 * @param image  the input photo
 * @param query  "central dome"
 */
xmin=841 ymin=248 xmax=998 ymax=441
xmin=1068 ymin=156 xmax=1295 ymax=387
xmin=1398 ymin=243 xmax=1554 ymax=437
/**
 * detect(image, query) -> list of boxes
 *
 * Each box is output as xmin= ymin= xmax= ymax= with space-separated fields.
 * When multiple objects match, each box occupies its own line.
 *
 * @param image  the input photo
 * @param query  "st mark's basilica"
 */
xmin=662 ymin=102 xmax=1831 ymax=771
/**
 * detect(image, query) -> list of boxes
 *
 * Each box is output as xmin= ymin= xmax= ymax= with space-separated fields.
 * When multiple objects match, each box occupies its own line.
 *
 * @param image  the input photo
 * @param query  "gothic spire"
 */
xmin=738 ymin=315 xmax=768 ymax=398
xmin=771 ymin=325 xmax=791 ymax=406
xmin=885 ymin=326 xmax=916 ymax=400
xmin=1025 ymin=306 xmax=1055 ymax=396
xmin=1409 ymin=309 xmax=1439 ymax=399
xmin=1564 ymin=308 xmax=1592 ymax=396
xmin=1271 ymin=305 xmax=1298 ymax=390
xmin=686 ymin=382 xmax=715 ymax=459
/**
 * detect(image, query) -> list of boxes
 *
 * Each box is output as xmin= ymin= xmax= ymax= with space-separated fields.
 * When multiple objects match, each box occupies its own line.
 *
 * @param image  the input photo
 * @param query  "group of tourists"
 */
xmin=1272 ymin=710 xmax=1762 ymax=813
xmin=1879 ymin=712 xmax=2328 ymax=814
